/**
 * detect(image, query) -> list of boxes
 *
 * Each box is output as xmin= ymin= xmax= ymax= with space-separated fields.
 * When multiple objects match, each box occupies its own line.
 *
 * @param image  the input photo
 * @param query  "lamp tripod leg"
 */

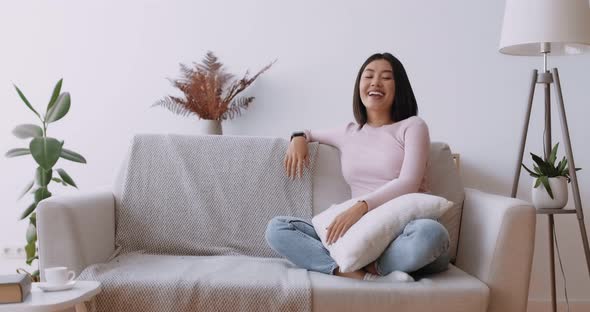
xmin=511 ymin=70 xmax=538 ymax=198
xmin=549 ymin=215 xmax=556 ymax=312
xmin=552 ymin=68 xmax=590 ymax=278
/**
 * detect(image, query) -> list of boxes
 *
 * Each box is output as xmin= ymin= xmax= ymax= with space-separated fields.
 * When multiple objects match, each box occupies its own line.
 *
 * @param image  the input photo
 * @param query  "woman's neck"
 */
xmin=366 ymin=116 xmax=394 ymax=127
xmin=366 ymin=110 xmax=393 ymax=127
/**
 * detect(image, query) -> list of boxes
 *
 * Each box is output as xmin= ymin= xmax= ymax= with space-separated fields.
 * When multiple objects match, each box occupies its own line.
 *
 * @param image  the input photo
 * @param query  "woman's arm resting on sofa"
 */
xmin=37 ymin=189 xmax=115 ymax=281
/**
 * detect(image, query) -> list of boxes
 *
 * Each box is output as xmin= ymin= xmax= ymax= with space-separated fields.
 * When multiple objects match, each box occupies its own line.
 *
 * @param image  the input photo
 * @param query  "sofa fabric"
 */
xmin=113 ymin=134 xmax=319 ymax=258
xmin=426 ymin=142 xmax=465 ymax=262
xmin=78 ymin=252 xmax=311 ymax=312
xmin=37 ymin=136 xmax=536 ymax=312
xmin=80 ymin=135 xmax=321 ymax=312
xmin=310 ymin=264 xmax=489 ymax=312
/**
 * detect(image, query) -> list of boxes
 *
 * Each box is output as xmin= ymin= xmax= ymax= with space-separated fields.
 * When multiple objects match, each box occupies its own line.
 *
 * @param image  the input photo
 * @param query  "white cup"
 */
xmin=45 ymin=267 xmax=76 ymax=285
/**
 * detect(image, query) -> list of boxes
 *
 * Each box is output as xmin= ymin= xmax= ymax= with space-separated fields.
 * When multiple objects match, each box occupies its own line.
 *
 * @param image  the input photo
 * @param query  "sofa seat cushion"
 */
xmin=309 ymin=264 xmax=489 ymax=312
xmin=78 ymin=252 xmax=311 ymax=312
xmin=78 ymin=254 xmax=488 ymax=312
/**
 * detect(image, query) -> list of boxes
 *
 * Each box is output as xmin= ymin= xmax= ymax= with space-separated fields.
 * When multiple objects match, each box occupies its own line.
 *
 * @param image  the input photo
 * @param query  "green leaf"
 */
xmin=534 ymin=178 xmax=541 ymax=188
xmin=46 ymin=79 xmax=63 ymax=113
xmin=540 ymin=176 xmax=554 ymax=199
xmin=557 ymin=159 xmax=566 ymax=175
xmin=14 ymin=84 xmax=41 ymax=119
xmin=26 ymin=255 xmax=39 ymax=264
xmin=560 ymin=159 xmax=569 ymax=174
xmin=25 ymin=242 xmax=36 ymax=265
xmin=563 ymin=167 xmax=583 ymax=174
xmin=30 ymin=212 xmax=36 ymax=226
xmin=548 ymin=143 xmax=559 ymax=166
xmin=26 ymin=222 xmax=36 ymax=244
xmin=531 ymin=152 xmax=546 ymax=168
xmin=29 ymin=137 xmax=63 ymax=170
xmin=52 ymin=177 xmax=63 ymax=183
xmin=33 ymin=187 xmax=51 ymax=204
xmin=35 ymin=167 xmax=53 ymax=187
xmin=56 ymin=168 xmax=77 ymax=188
xmin=20 ymin=202 xmax=37 ymax=220
xmin=5 ymin=148 xmax=31 ymax=158
xmin=531 ymin=152 xmax=555 ymax=176
xmin=45 ymin=92 xmax=70 ymax=123
xmin=521 ymin=164 xmax=539 ymax=177
xmin=25 ymin=256 xmax=36 ymax=265
xmin=12 ymin=124 xmax=43 ymax=139
xmin=60 ymin=148 xmax=87 ymax=163
xmin=18 ymin=180 xmax=35 ymax=200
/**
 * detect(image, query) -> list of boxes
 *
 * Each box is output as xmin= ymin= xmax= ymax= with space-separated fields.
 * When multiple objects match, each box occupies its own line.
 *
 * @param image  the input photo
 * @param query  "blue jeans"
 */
xmin=265 ymin=216 xmax=450 ymax=277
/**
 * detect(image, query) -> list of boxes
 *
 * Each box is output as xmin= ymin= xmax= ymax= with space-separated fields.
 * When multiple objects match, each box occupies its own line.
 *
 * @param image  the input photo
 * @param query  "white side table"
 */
xmin=0 ymin=281 xmax=101 ymax=312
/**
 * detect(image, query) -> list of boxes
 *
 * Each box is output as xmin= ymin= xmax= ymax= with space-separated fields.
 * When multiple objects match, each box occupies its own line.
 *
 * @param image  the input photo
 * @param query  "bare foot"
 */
xmin=333 ymin=267 xmax=365 ymax=280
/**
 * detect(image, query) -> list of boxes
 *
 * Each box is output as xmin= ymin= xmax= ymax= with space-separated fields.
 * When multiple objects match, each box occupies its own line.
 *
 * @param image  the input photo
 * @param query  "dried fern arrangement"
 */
xmin=153 ymin=51 xmax=275 ymax=121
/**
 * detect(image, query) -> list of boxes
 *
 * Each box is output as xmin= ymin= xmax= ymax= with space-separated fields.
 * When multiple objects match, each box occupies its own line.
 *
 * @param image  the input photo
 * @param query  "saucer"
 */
xmin=37 ymin=280 xmax=77 ymax=292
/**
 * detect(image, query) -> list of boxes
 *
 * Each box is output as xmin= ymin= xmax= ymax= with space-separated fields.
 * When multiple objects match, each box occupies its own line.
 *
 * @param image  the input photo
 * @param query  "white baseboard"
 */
xmin=528 ymin=299 xmax=590 ymax=312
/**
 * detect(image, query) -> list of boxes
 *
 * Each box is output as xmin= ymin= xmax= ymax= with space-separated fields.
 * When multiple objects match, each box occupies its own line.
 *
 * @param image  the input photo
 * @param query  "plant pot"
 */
xmin=532 ymin=176 xmax=568 ymax=209
xmin=201 ymin=119 xmax=222 ymax=135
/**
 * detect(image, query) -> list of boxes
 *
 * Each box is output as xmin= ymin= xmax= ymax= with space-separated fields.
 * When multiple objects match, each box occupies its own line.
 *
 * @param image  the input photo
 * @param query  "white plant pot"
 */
xmin=201 ymin=119 xmax=222 ymax=135
xmin=532 ymin=176 xmax=568 ymax=209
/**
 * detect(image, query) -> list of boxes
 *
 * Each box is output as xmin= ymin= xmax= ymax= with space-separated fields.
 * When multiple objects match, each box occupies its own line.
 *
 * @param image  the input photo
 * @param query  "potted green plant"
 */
xmin=5 ymin=79 xmax=86 ymax=281
xmin=521 ymin=143 xmax=581 ymax=209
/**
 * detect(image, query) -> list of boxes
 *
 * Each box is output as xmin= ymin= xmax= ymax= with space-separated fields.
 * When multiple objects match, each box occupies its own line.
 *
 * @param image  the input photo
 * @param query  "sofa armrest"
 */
xmin=455 ymin=188 xmax=536 ymax=312
xmin=37 ymin=189 xmax=115 ymax=281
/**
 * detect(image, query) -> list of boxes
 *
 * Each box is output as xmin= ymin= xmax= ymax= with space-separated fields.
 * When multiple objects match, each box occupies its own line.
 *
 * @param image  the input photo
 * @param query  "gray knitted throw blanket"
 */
xmin=78 ymin=134 xmax=319 ymax=312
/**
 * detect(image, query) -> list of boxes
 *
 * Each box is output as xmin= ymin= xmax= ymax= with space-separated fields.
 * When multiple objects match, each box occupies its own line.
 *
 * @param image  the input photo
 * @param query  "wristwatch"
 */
xmin=357 ymin=200 xmax=369 ymax=214
xmin=290 ymin=131 xmax=306 ymax=141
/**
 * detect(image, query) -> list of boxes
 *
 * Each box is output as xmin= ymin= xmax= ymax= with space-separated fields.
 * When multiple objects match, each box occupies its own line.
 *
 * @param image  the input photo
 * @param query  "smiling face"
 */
xmin=359 ymin=59 xmax=395 ymax=116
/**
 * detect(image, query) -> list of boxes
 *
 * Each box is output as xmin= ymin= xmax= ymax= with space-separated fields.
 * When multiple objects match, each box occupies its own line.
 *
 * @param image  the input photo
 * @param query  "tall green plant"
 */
xmin=5 ymin=79 xmax=86 ymax=281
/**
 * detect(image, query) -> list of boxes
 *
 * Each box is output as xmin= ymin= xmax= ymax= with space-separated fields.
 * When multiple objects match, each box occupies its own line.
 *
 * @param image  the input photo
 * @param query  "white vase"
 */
xmin=531 ymin=176 xmax=568 ymax=209
xmin=201 ymin=119 xmax=222 ymax=135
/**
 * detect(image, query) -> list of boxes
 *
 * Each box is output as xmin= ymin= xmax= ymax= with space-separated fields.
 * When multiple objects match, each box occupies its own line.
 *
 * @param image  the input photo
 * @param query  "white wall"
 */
xmin=1 ymin=0 xmax=589 ymax=305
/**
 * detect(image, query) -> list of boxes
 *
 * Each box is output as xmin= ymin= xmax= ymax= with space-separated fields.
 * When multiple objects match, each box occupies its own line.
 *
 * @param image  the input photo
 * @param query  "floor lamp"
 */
xmin=499 ymin=0 xmax=590 ymax=311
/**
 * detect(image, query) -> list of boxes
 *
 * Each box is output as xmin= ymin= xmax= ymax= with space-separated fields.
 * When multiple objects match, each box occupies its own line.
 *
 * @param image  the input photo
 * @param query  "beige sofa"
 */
xmin=37 ymin=139 xmax=535 ymax=312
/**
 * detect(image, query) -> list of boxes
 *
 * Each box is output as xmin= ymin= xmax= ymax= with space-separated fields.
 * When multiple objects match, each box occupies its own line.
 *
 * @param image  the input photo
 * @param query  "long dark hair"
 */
xmin=352 ymin=53 xmax=418 ymax=128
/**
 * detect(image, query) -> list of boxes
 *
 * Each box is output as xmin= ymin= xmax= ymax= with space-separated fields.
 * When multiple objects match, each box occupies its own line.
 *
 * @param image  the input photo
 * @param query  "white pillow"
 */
xmin=311 ymin=193 xmax=453 ymax=273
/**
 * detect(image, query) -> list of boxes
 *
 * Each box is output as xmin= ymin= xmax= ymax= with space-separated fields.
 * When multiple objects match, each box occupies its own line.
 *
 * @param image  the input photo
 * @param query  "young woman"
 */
xmin=265 ymin=52 xmax=450 ymax=282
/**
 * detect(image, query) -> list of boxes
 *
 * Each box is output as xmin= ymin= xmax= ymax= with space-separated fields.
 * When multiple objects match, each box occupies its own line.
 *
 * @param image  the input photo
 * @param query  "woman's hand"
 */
xmin=326 ymin=201 xmax=368 ymax=245
xmin=284 ymin=137 xmax=309 ymax=179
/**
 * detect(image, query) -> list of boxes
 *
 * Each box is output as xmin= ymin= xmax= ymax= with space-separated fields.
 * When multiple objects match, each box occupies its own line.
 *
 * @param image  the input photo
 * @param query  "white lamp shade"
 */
xmin=499 ymin=0 xmax=590 ymax=55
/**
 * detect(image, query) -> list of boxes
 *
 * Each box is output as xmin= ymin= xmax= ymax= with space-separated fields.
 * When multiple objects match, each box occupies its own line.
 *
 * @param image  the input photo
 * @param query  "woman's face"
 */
xmin=359 ymin=59 xmax=395 ymax=114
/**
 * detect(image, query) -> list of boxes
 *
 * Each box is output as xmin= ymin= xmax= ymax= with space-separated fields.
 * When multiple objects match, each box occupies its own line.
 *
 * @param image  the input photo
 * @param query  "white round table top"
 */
xmin=0 ymin=281 xmax=101 ymax=312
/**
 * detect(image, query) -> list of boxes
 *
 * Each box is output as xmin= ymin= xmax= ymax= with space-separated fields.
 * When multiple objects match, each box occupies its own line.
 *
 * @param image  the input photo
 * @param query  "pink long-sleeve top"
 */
xmin=303 ymin=116 xmax=430 ymax=211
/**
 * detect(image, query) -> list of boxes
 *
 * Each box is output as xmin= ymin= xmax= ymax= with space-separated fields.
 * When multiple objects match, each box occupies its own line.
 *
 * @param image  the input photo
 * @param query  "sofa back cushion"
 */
xmin=312 ymin=141 xmax=464 ymax=262
xmin=113 ymin=134 xmax=319 ymax=258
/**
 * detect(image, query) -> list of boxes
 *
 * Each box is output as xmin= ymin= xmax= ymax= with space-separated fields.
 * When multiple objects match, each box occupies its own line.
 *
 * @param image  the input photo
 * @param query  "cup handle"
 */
xmin=67 ymin=271 xmax=76 ymax=282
